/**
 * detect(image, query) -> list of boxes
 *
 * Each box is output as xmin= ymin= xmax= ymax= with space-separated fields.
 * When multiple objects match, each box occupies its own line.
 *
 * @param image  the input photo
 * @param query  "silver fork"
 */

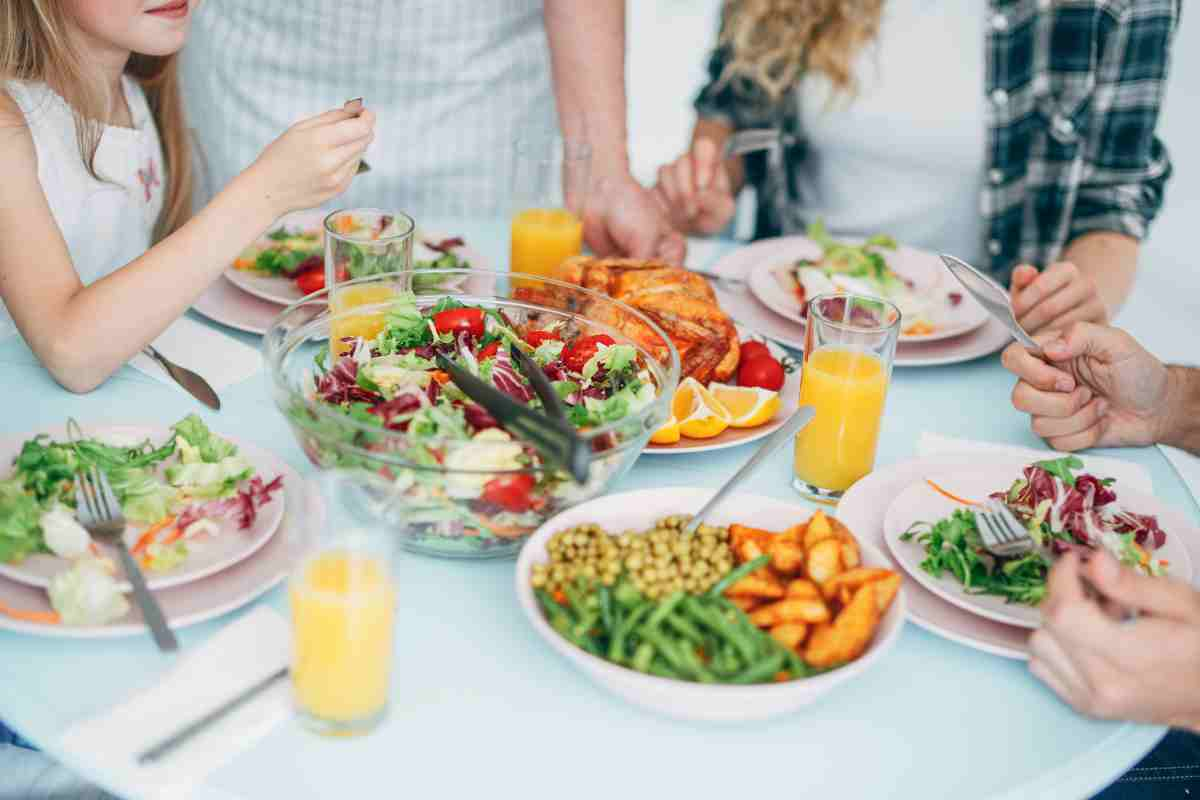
xmin=75 ymin=465 xmax=179 ymax=652
xmin=976 ymin=498 xmax=1035 ymax=558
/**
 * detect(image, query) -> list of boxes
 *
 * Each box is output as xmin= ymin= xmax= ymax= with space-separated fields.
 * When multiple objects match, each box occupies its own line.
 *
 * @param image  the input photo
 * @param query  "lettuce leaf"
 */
xmin=0 ymin=477 xmax=46 ymax=563
xmin=172 ymin=415 xmax=238 ymax=463
xmin=107 ymin=466 xmax=179 ymax=524
xmin=165 ymin=456 xmax=253 ymax=498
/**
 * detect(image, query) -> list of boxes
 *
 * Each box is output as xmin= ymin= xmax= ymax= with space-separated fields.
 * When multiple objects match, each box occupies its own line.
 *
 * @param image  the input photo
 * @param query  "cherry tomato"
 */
xmin=523 ymin=329 xmax=561 ymax=348
xmin=477 ymin=340 xmax=500 ymax=359
xmin=737 ymin=356 xmax=785 ymax=391
xmin=562 ymin=334 xmax=616 ymax=373
xmin=295 ymin=269 xmax=325 ymax=295
xmin=482 ymin=473 xmax=536 ymax=512
xmin=739 ymin=340 xmax=771 ymax=362
xmin=434 ymin=307 xmax=485 ymax=338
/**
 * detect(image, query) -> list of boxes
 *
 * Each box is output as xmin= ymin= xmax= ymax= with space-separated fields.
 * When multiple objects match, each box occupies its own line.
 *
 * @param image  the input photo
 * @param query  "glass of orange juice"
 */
xmin=290 ymin=472 xmax=398 ymax=737
xmin=324 ymin=209 xmax=414 ymax=355
xmin=793 ymin=293 xmax=901 ymax=502
xmin=510 ymin=133 xmax=590 ymax=288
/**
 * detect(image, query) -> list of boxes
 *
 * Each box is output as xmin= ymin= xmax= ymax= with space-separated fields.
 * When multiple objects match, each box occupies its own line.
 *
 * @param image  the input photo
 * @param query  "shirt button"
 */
xmin=991 ymin=88 xmax=1009 ymax=107
xmin=991 ymin=13 xmax=1009 ymax=32
xmin=1053 ymin=114 xmax=1076 ymax=136
xmin=1032 ymin=74 xmax=1050 ymax=97
xmin=988 ymin=240 xmax=1002 ymax=256
xmin=989 ymin=168 xmax=1004 ymax=185
xmin=1037 ymin=0 xmax=1052 ymax=10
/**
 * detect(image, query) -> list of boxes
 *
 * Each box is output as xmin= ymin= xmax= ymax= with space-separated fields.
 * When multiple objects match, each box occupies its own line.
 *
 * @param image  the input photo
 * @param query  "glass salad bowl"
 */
xmin=264 ymin=268 xmax=680 ymax=559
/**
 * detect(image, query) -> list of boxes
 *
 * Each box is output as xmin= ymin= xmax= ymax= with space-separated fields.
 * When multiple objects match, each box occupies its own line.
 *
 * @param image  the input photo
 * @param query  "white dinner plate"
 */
xmin=644 ymin=324 xmax=800 ymax=454
xmin=743 ymin=236 xmax=988 ymax=343
xmin=0 ymin=449 xmax=308 ymax=638
xmin=883 ymin=465 xmax=1193 ymax=630
xmin=0 ymin=425 xmax=287 ymax=593
xmin=223 ymin=210 xmax=481 ymax=306
xmin=192 ymin=277 xmax=282 ymax=336
xmin=516 ymin=487 xmax=906 ymax=722
xmin=707 ymin=237 xmax=1010 ymax=367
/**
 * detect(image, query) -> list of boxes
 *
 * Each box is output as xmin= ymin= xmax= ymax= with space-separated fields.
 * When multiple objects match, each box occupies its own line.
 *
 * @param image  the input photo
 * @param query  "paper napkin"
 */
xmin=59 ymin=606 xmax=291 ymax=800
xmin=916 ymin=431 xmax=1153 ymax=494
xmin=129 ymin=316 xmax=261 ymax=393
xmin=1160 ymin=445 xmax=1200 ymax=512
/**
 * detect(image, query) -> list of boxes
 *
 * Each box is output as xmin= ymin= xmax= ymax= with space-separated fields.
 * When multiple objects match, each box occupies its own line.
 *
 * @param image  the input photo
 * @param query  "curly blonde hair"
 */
xmin=717 ymin=0 xmax=884 ymax=102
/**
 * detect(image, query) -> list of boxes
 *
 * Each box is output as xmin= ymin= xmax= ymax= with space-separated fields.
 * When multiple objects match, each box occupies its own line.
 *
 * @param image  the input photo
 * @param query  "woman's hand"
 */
xmin=1001 ymin=322 xmax=1171 ymax=451
xmin=653 ymin=137 xmax=738 ymax=236
xmin=1030 ymin=550 xmax=1200 ymax=732
xmin=243 ymin=107 xmax=376 ymax=218
xmin=1010 ymin=262 xmax=1108 ymax=335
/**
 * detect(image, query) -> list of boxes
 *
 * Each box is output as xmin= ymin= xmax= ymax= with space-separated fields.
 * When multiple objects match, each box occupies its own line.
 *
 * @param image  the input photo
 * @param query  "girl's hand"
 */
xmin=1010 ymin=262 xmax=1107 ymax=335
xmin=244 ymin=108 xmax=376 ymax=217
xmin=653 ymin=138 xmax=737 ymax=236
xmin=1030 ymin=551 xmax=1200 ymax=732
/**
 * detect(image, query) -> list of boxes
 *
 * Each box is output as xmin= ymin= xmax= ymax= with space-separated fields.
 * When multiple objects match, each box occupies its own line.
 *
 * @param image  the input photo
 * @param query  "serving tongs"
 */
xmin=434 ymin=346 xmax=591 ymax=483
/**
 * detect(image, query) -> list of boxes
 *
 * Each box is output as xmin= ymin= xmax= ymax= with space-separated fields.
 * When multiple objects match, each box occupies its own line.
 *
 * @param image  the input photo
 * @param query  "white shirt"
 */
xmin=793 ymin=0 xmax=986 ymax=263
xmin=180 ymin=0 xmax=555 ymax=219
xmin=2 ymin=78 xmax=165 ymax=334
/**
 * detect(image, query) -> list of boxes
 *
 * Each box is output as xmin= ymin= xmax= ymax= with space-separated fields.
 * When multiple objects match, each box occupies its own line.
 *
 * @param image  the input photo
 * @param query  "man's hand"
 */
xmin=584 ymin=174 xmax=686 ymax=264
xmin=1001 ymin=322 xmax=1171 ymax=451
xmin=1010 ymin=262 xmax=1108 ymax=335
xmin=1030 ymin=551 xmax=1200 ymax=732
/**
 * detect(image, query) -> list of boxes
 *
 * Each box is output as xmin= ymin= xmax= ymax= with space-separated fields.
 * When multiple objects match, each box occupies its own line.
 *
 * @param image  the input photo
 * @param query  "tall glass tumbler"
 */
xmin=509 ymin=133 xmax=591 ymax=288
xmin=792 ymin=293 xmax=901 ymax=502
xmin=324 ymin=208 xmax=414 ymax=356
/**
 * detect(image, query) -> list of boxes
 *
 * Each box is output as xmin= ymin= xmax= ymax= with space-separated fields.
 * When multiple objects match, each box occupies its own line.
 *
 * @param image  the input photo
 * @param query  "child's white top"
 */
xmin=1 ymin=76 xmax=165 ymax=335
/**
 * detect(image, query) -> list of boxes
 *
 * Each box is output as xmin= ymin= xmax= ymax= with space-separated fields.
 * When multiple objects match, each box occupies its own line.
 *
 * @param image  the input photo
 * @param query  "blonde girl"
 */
xmin=656 ymin=0 xmax=1178 ymax=336
xmin=0 ymin=0 xmax=375 ymax=391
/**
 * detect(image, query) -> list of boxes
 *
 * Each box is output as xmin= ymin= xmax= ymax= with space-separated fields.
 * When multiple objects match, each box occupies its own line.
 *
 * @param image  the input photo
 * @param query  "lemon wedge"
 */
xmin=650 ymin=414 xmax=682 ymax=445
xmin=709 ymin=383 xmax=781 ymax=428
xmin=672 ymin=377 xmax=732 ymax=439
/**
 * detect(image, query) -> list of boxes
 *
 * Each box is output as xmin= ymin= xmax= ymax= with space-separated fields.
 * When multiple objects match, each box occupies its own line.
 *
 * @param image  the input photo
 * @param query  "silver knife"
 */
xmin=344 ymin=97 xmax=371 ymax=175
xmin=142 ymin=346 xmax=221 ymax=410
xmin=939 ymin=254 xmax=1041 ymax=355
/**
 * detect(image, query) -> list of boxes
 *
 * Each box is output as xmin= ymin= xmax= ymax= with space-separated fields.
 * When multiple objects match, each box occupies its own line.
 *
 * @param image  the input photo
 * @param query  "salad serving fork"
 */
xmin=73 ymin=458 xmax=179 ymax=652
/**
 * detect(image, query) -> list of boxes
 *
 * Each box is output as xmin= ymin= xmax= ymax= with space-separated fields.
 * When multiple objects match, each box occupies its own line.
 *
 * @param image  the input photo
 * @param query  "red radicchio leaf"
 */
xmin=1112 ymin=510 xmax=1167 ymax=550
xmin=1074 ymin=474 xmax=1117 ymax=508
xmin=948 ymin=291 xmax=963 ymax=307
xmin=424 ymin=237 xmax=464 ymax=254
xmin=176 ymin=475 xmax=284 ymax=532
xmin=464 ymin=403 xmax=499 ymax=432
xmin=490 ymin=348 xmax=532 ymax=402
xmin=317 ymin=356 xmax=379 ymax=404
xmin=368 ymin=393 xmax=422 ymax=430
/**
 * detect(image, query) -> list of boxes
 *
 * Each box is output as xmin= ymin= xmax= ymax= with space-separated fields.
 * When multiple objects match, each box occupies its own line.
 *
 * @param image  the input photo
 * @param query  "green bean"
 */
xmin=637 ymin=627 xmax=697 ymax=679
xmin=572 ymin=610 xmax=599 ymax=642
xmin=682 ymin=597 xmax=757 ymax=663
xmin=632 ymin=641 xmax=655 ymax=673
xmin=731 ymin=651 xmax=785 ymax=685
xmin=598 ymin=585 xmax=615 ymax=634
xmin=676 ymin=643 xmax=717 ymax=683
xmin=645 ymin=590 xmax=686 ymax=629
xmin=707 ymin=554 xmax=770 ymax=597
xmin=663 ymin=612 xmax=705 ymax=647
xmin=647 ymin=658 xmax=683 ymax=680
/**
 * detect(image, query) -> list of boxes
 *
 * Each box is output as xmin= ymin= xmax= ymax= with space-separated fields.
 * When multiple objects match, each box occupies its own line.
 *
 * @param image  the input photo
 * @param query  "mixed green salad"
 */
xmin=900 ymin=457 xmax=1168 ymax=606
xmin=291 ymin=291 xmax=659 ymax=551
xmin=0 ymin=416 xmax=282 ymax=625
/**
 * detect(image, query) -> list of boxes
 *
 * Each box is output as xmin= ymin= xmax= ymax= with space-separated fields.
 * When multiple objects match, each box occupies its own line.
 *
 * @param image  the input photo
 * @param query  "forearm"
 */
xmin=39 ymin=174 xmax=277 ymax=391
xmin=1062 ymin=231 xmax=1139 ymax=318
xmin=544 ymin=0 xmax=629 ymax=178
xmin=691 ymin=118 xmax=745 ymax=193
xmin=1160 ymin=366 xmax=1200 ymax=454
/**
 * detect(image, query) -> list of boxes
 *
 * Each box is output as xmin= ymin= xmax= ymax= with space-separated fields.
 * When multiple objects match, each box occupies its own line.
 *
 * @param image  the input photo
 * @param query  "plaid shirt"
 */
xmin=695 ymin=0 xmax=1179 ymax=284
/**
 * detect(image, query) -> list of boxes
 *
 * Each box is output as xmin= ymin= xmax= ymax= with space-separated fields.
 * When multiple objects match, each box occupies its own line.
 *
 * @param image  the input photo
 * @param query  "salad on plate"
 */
xmin=777 ymin=220 xmax=963 ymax=337
xmin=293 ymin=291 xmax=660 ymax=549
xmin=900 ymin=457 xmax=1169 ymax=606
xmin=0 ymin=416 xmax=282 ymax=625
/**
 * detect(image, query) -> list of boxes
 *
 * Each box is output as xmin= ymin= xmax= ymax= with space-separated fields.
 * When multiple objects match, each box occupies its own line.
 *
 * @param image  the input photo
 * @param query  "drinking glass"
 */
xmin=792 ymin=293 xmax=901 ymax=502
xmin=289 ymin=472 xmax=399 ymax=737
xmin=324 ymin=209 xmax=414 ymax=355
xmin=509 ymin=133 xmax=591 ymax=288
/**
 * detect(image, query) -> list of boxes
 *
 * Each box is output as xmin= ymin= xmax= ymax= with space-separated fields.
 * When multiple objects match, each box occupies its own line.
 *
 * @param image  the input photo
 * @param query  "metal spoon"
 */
xmin=682 ymin=405 xmax=816 ymax=537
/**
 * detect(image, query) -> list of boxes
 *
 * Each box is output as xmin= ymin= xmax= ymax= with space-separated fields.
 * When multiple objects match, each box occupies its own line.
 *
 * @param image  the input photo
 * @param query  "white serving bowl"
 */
xmin=515 ymin=487 xmax=907 ymax=723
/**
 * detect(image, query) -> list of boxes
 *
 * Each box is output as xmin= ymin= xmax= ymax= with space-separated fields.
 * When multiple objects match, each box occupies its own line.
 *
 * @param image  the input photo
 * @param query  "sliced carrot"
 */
xmin=0 ymin=601 xmax=60 ymax=625
xmin=130 ymin=515 xmax=177 ymax=556
xmin=431 ymin=370 xmax=451 ymax=385
xmin=1160 ymin=560 xmax=1170 ymax=568
xmin=336 ymin=215 xmax=356 ymax=234
xmin=233 ymin=257 xmax=256 ymax=270
xmin=926 ymin=479 xmax=978 ymax=507
xmin=552 ymin=589 xmax=567 ymax=605
xmin=159 ymin=527 xmax=184 ymax=545
xmin=774 ymin=671 xmax=791 ymax=683
xmin=89 ymin=541 xmax=101 ymax=557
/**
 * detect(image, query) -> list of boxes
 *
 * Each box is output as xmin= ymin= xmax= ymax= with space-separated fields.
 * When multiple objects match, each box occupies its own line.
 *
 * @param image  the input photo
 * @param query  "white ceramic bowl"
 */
xmin=515 ymin=487 xmax=907 ymax=722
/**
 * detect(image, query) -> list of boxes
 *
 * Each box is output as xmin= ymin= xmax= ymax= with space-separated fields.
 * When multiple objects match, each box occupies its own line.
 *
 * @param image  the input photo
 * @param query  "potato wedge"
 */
xmin=785 ymin=578 xmax=822 ymax=600
xmin=728 ymin=595 xmax=762 ymax=613
xmin=725 ymin=571 xmax=785 ymax=599
xmin=749 ymin=597 xmax=831 ymax=626
xmin=803 ymin=583 xmax=880 ymax=668
xmin=805 ymin=537 xmax=843 ymax=584
xmin=769 ymin=622 xmax=808 ymax=651
xmin=872 ymin=573 xmax=902 ymax=613
xmin=769 ymin=540 xmax=805 ymax=574
xmin=736 ymin=538 xmax=766 ymax=563
xmin=820 ymin=567 xmax=895 ymax=600
xmin=804 ymin=510 xmax=837 ymax=549
xmin=839 ymin=537 xmax=861 ymax=569
xmin=730 ymin=524 xmax=774 ymax=549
